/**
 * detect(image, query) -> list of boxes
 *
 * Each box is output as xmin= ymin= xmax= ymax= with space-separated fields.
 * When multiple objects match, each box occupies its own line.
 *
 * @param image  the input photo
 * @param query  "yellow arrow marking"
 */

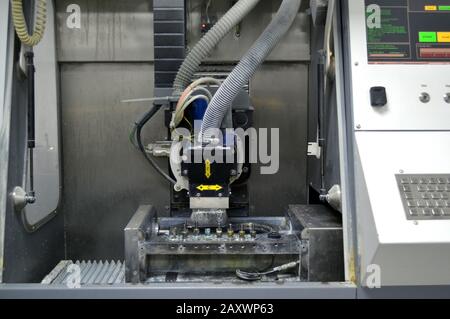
xmin=205 ymin=159 xmax=211 ymax=179
xmin=197 ymin=185 xmax=223 ymax=192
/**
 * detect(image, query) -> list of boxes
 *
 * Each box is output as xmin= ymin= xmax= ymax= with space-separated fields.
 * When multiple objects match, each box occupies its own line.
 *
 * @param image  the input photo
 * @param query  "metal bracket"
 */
xmin=307 ymin=142 xmax=322 ymax=159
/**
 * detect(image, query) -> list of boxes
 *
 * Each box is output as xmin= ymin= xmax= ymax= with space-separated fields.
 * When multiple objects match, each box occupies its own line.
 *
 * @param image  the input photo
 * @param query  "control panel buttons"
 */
xmin=419 ymin=92 xmax=431 ymax=103
xmin=400 ymin=177 xmax=410 ymax=184
xmin=417 ymin=200 xmax=427 ymax=207
xmin=409 ymin=208 xmax=419 ymax=217
xmin=417 ymin=185 xmax=427 ymax=192
xmin=437 ymin=200 xmax=447 ymax=207
xmin=402 ymin=185 xmax=412 ymax=192
xmin=407 ymin=200 xmax=417 ymax=207
xmin=432 ymin=208 xmax=443 ymax=216
xmin=396 ymin=174 xmax=450 ymax=220
xmin=404 ymin=192 xmax=414 ymax=199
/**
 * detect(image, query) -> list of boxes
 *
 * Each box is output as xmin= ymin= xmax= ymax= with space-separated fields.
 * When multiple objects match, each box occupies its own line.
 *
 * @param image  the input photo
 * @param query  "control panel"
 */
xmin=349 ymin=2 xmax=450 ymax=286
xmin=348 ymin=0 xmax=450 ymax=131
xmin=396 ymin=174 xmax=450 ymax=220
xmin=366 ymin=0 xmax=450 ymax=63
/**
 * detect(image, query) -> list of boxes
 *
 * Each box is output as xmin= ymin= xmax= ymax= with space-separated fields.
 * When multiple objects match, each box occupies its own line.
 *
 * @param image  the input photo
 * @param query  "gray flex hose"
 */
xmin=172 ymin=0 xmax=261 ymax=94
xmin=200 ymin=0 xmax=301 ymax=140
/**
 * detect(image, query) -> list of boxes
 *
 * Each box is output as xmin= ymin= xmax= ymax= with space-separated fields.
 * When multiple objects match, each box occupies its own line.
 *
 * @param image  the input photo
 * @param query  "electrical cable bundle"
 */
xmin=130 ymin=105 xmax=176 ymax=185
xmin=11 ymin=0 xmax=47 ymax=47
xmin=130 ymin=77 xmax=220 ymax=184
xmin=170 ymin=77 xmax=220 ymax=130
xmin=236 ymin=261 xmax=300 ymax=281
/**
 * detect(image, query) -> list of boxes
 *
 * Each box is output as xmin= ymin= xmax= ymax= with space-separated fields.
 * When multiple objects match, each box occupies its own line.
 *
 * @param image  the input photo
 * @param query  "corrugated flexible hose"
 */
xmin=11 ymin=0 xmax=47 ymax=47
xmin=200 ymin=0 xmax=302 ymax=141
xmin=172 ymin=0 xmax=261 ymax=94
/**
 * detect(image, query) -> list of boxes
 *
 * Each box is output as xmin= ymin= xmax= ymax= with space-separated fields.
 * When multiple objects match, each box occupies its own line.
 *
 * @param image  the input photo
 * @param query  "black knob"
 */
xmin=370 ymin=86 xmax=387 ymax=107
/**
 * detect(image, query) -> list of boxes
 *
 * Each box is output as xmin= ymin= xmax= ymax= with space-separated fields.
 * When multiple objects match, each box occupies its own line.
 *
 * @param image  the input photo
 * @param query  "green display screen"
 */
xmin=366 ymin=0 xmax=450 ymax=63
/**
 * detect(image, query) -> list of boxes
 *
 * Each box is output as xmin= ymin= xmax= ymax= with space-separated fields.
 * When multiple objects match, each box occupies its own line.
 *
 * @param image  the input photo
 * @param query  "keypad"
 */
xmin=396 ymin=175 xmax=450 ymax=220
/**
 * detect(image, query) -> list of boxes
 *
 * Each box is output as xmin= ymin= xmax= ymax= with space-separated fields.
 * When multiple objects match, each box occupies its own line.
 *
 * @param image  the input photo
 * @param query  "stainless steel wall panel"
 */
xmin=55 ymin=0 xmax=154 ymax=62
xmin=57 ymin=1 xmax=310 ymax=260
xmin=187 ymin=0 xmax=310 ymax=62
xmin=60 ymin=63 xmax=170 ymax=260
xmin=249 ymin=63 xmax=309 ymax=215
xmin=55 ymin=0 xmax=310 ymax=63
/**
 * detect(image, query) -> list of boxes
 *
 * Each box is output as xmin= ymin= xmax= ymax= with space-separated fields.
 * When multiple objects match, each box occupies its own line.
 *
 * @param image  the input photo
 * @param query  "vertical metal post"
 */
xmin=25 ymin=51 xmax=36 ymax=201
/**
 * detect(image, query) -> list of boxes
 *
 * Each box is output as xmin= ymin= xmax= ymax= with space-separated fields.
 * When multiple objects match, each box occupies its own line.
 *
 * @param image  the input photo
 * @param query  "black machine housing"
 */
xmin=164 ymin=93 xmax=254 ymax=218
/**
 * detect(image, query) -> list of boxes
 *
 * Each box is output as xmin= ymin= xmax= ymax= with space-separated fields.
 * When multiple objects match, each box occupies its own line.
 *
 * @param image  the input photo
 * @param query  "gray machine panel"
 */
xmin=348 ymin=1 xmax=450 ymax=287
